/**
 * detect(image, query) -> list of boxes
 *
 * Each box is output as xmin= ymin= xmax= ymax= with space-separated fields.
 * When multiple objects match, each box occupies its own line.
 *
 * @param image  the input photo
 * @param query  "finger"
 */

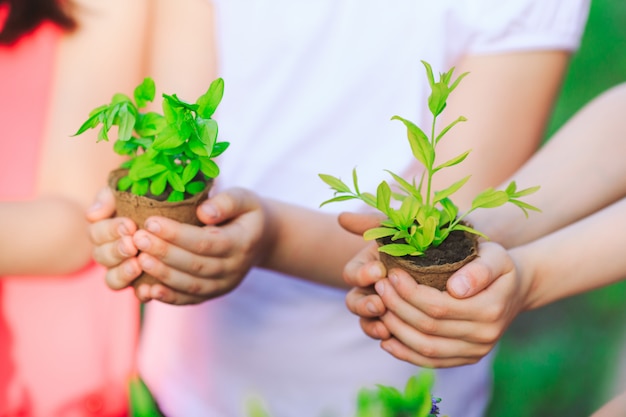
xmin=91 ymin=235 xmax=138 ymax=269
xmin=104 ymin=258 xmax=142 ymax=291
xmin=85 ymin=187 xmax=116 ymax=222
xmin=377 ymin=274 xmax=488 ymax=343
xmin=338 ymin=212 xmax=384 ymax=235
xmin=196 ymin=187 xmax=262 ymax=226
xmin=446 ymin=241 xmax=513 ymax=298
xmin=136 ymin=252 xmax=234 ymax=299
xmin=359 ymin=317 xmax=392 ymax=340
xmin=382 ymin=270 xmax=511 ymax=345
xmin=342 ymin=244 xmax=386 ymax=287
xmin=380 ymin=312 xmax=494 ymax=363
xmin=140 ymin=217 xmax=233 ymax=259
xmin=88 ymin=216 xmax=137 ymax=246
xmin=147 ymin=284 xmax=212 ymax=306
xmin=345 ymin=286 xmax=386 ymax=318
xmin=379 ymin=336 xmax=490 ymax=368
xmin=132 ymin=228 xmax=232 ymax=279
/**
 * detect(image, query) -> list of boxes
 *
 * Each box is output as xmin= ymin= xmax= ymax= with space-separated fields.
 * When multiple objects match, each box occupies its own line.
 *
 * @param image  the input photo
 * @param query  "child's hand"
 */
xmin=86 ymin=187 xmax=142 ymax=293
xmin=120 ymin=187 xmax=273 ymax=305
xmin=372 ymin=242 xmax=526 ymax=368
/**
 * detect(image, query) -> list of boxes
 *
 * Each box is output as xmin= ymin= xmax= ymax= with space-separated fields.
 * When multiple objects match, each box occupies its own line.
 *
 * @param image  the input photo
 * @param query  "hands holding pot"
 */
xmin=86 ymin=186 xmax=274 ymax=305
xmin=339 ymin=212 xmax=529 ymax=368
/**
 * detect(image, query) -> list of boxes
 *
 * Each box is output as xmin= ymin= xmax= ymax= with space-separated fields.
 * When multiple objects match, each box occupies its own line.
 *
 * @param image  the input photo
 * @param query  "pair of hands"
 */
xmin=86 ymin=186 xmax=527 ymax=368
xmin=86 ymin=186 xmax=271 ymax=305
xmin=339 ymin=213 xmax=529 ymax=367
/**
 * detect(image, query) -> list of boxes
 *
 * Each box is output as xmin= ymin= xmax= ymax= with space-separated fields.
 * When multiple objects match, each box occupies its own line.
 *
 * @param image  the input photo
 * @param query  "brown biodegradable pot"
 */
xmin=377 ymin=226 xmax=479 ymax=291
xmin=108 ymin=168 xmax=213 ymax=288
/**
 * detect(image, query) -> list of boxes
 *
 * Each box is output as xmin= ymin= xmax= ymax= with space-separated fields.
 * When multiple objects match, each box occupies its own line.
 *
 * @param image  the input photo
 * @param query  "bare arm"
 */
xmin=471 ymin=82 xmax=626 ymax=248
xmin=0 ymin=0 xmax=149 ymax=276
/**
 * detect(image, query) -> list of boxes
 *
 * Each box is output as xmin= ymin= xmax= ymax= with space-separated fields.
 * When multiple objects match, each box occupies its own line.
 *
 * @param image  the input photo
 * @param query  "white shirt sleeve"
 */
xmin=458 ymin=0 xmax=591 ymax=54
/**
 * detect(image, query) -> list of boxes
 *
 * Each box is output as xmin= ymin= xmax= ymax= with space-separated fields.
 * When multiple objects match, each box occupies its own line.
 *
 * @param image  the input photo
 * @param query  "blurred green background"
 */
xmin=486 ymin=1 xmax=626 ymax=416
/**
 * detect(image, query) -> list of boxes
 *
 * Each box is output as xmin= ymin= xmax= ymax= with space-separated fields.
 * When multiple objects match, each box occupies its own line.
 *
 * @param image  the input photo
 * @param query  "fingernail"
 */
xmin=86 ymin=200 xmax=102 ymax=214
xmin=369 ymin=263 xmax=384 ymax=278
xmin=140 ymin=257 xmax=154 ymax=270
xmin=375 ymin=281 xmax=385 ymax=296
xmin=118 ymin=241 xmax=130 ymax=257
xmin=201 ymin=202 xmax=219 ymax=219
xmin=124 ymin=262 xmax=138 ymax=277
xmin=389 ymin=272 xmax=398 ymax=286
xmin=366 ymin=302 xmax=379 ymax=315
xmin=145 ymin=220 xmax=161 ymax=234
xmin=449 ymin=275 xmax=470 ymax=297
xmin=118 ymin=223 xmax=130 ymax=236
xmin=135 ymin=236 xmax=151 ymax=251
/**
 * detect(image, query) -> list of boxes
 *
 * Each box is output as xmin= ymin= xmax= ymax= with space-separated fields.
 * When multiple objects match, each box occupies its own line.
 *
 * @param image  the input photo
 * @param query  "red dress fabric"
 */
xmin=0 ymin=15 xmax=140 ymax=417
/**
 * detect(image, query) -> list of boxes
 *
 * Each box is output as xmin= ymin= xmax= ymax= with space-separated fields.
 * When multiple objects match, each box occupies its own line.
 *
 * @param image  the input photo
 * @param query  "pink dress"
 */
xmin=0 ymin=12 xmax=140 ymax=417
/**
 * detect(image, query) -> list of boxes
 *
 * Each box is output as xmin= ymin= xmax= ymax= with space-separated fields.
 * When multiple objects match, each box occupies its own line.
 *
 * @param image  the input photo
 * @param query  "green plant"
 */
xmin=73 ymin=77 xmax=229 ymax=202
xmin=319 ymin=61 xmax=540 ymax=257
xmin=245 ymin=371 xmax=443 ymax=417
xmin=355 ymin=372 xmax=444 ymax=417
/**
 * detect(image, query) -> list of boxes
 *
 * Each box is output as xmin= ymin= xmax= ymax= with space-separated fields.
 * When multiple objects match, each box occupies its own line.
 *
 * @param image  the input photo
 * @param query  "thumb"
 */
xmin=197 ymin=187 xmax=262 ymax=225
xmin=85 ymin=186 xmax=116 ymax=222
xmin=446 ymin=241 xmax=513 ymax=298
xmin=338 ymin=212 xmax=384 ymax=236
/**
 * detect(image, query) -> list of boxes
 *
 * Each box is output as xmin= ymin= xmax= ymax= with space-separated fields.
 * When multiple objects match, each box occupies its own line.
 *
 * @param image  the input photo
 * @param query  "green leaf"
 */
xmin=167 ymin=190 xmax=184 ymax=202
xmin=199 ymin=158 xmax=220 ymax=178
xmin=211 ymin=141 xmax=230 ymax=158
xmin=319 ymin=195 xmax=358 ymax=207
xmin=421 ymin=60 xmax=436 ymax=88
xmin=428 ymin=82 xmax=448 ymax=116
xmin=363 ymin=227 xmax=396 ymax=241
xmin=453 ymin=223 xmax=489 ymax=240
xmin=471 ymin=188 xmax=510 ymax=210
xmin=197 ymin=77 xmax=225 ymax=119
xmin=135 ymin=112 xmax=166 ymax=137
xmin=188 ymin=136 xmax=209 ymax=156
xmin=152 ymin=125 xmax=186 ymax=150
xmin=117 ymin=175 xmax=133 ymax=191
xmin=131 ymin=179 xmax=149 ymax=196
xmin=167 ymin=171 xmax=186 ymax=192
xmin=375 ymin=181 xmax=392 ymax=216
xmin=182 ymin=160 xmax=201 ymax=184
xmin=116 ymin=105 xmax=136 ymax=142
xmin=72 ymin=109 xmax=104 ymax=136
xmin=391 ymin=115 xmax=434 ymax=169
xmin=129 ymin=161 xmax=168 ymax=181
xmin=378 ymin=243 xmax=422 ymax=257
xmin=149 ymin=171 xmax=168 ymax=196
xmin=433 ymin=150 xmax=470 ymax=172
xmin=186 ymin=180 xmax=207 ymax=195
xmin=134 ymin=77 xmax=156 ymax=109
xmin=385 ymin=170 xmax=422 ymax=202
xmin=319 ymin=174 xmax=352 ymax=193
xmin=196 ymin=118 xmax=218 ymax=154
xmin=435 ymin=116 xmax=467 ymax=144
xmin=433 ymin=175 xmax=470 ymax=203
xmin=129 ymin=375 xmax=162 ymax=417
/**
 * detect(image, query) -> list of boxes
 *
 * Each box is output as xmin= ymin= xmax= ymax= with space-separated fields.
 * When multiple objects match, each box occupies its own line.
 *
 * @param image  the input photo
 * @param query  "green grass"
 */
xmin=487 ymin=1 xmax=626 ymax=416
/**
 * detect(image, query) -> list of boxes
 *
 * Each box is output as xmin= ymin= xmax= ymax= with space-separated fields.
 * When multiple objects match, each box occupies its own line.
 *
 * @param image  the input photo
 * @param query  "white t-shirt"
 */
xmin=139 ymin=1 xmax=589 ymax=416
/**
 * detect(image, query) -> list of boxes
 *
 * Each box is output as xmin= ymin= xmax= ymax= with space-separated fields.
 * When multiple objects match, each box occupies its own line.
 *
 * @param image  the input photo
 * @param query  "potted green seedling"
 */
xmin=320 ymin=61 xmax=540 ymax=291
xmin=74 ymin=77 xmax=229 ymax=288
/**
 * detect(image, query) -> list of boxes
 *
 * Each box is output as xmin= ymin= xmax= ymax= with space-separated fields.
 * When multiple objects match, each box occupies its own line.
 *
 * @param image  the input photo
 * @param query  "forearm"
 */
xmin=0 ymin=198 xmax=93 ymax=276
xmin=472 ymin=83 xmax=626 ymax=248
xmin=514 ymin=197 xmax=626 ymax=311
xmin=259 ymin=199 xmax=367 ymax=288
